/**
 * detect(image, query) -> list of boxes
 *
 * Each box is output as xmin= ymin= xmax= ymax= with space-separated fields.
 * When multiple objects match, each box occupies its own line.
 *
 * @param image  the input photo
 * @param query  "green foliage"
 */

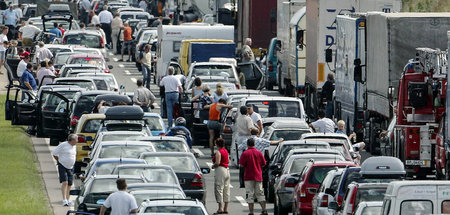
xmin=403 ymin=0 xmax=450 ymax=12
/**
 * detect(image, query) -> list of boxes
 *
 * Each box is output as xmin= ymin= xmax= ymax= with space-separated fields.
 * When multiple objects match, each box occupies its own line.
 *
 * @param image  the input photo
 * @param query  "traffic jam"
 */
xmin=3 ymin=0 xmax=450 ymax=214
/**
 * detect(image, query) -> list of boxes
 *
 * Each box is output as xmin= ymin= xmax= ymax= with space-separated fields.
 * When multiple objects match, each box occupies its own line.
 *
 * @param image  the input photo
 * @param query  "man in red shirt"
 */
xmin=120 ymin=22 xmax=132 ymax=62
xmin=239 ymin=138 xmax=268 ymax=215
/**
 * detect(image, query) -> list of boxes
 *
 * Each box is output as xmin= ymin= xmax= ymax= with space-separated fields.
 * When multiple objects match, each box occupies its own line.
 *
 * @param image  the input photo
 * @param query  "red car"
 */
xmin=66 ymin=53 xmax=113 ymax=73
xmin=292 ymin=160 xmax=358 ymax=215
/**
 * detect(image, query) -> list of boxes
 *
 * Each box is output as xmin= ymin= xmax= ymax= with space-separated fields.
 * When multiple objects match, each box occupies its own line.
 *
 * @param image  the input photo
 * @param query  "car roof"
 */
xmin=129 ymin=189 xmax=184 ymax=195
xmin=137 ymin=136 xmax=185 ymax=141
xmin=127 ymin=183 xmax=182 ymax=189
xmin=99 ymin=141 xmax=154 ymax=146
xmin=54 ymin=77 xmax=96 ymax=81
xmin=140 ymin=199 xmax=205 ymax=207
xmin=302 ymin=133 xmax=349 ymax=139
xmin=99 ymin=130 xmax=147 ymax=135
xmin=94 ymin=158 xmax=146 ymax=164
xmin=79 ymin=113 xmax=105 ymax=120
xmin=90 ymin=174 xmax=143 ymax=180
xmin=64 ymin=30 xmax=102 ymax=35
xmin=192 ymin=62 xmax=234 ymax=67
xmin=352 ymin=182 xmax=389 ymax=189
xmin=243 ymin=95 xmax=301 ymax=101
xmin=289 ymin=153 xmax=344 ymax=160
xmin=360 ymin=156 xmax=405 ymax=175
xmin=75 ymin=90 xmax=113 ymax=96
xmin=69 ymin=53 xmax=104 ymax=59
xmin=309 ymin=160 xmax=356 ymax=166
xmin=63 ymin=64 xmax=102 ymax=68
xmin=140 ymin=152 xmax=194 ymax=157
xmin=39 ymin=85 xmax=82 ymax=91
xmin=270 ymin=118 xmax=309 ymax=129
xmin=279 ymin=140 xmax=330 ymax=146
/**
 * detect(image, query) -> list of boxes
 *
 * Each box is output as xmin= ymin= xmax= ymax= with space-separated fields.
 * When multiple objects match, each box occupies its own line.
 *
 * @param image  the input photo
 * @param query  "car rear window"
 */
xmin=100 ymin=145 xmax=154 ymax=158
xmin=246 ymin=101 xmax=301 ymax=118
xmin=55 ymin=80 xmax=96 ymax=90
xmin=289 ymin=157 xmax=345 ymax=173
xmin=64 ymin=34 xmax=102 ymax=48
xmin=69 ymin=58 xmax=105 ymax=69
xmin=144 ymin=155 xmax=196 ymax=172
xmin=361 ymin=206 xmax=382 ymax=215
xmin=81 ymin=119 xmax=102 ymax=133
xmin=101 ymin=133 xmax=146 ymax=141
xmin=93 ymin=79 xmax=109 ymax=90
xmin=270 ymin=130 xmax=310 ymax=141
xmin=355 ymin=187 xmax=387 ymax=206
xmin=279 ymin=144 xmax=329 ymax=164
xmin=151 ymin=140 xmax=187 ymax=152
xmin=193 ymin=65 xmax=234 ymax=79
xmin=144 ymin=116 xmax=164 ymax=131
xmin=308 ymin=166 xmax=341 ymax=185
xmin=145 ymin=206 xmax=204 ymax=214
xmin=90 ymin=178 xmax=143 ymax=193
xmin=400 ymin=200 xmax=432 ymax=215
xmin=74 ymin=95 xmax=97 ymax=117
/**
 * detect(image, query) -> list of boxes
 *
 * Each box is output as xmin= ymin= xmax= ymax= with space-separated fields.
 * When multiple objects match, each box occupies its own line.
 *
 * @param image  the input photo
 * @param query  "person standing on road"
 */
xmin=79 ymin=0 xmax=91 ymax=26
xmin=19 ymin=21 xmax=40 ymax=47
xmin=133 ymin=79 xmax=156 ymax=112
xmin=337 ymin=120 xmax=365 ymax=164
xmin=247 ymin=104 xmax=264 ymax=137
xmin=99 ymin=178 xmax=138 ymax=215
xmin=212 ymin=138 xmax=230 ymax=215
xmin=241 ymin=38 xmax=255 ymax=63
xmin=49 ymin=22 xmax=62 ymax=43
xmin=37 ymin=61 xmax=55 ymax=87
xmin=166 ymin=117 xmax=192 ymax=148
xmin=20 ymin=63 xmax=37 ymax=91
xmin=89 ymin=10 xmax=100 ymax=26
xmin=139 ymin=0 xmax=148 ymax=12
xmin=3 ymin=6 xmax=18 ymax=40
xmin=52 ymin=134 xmax=77 ymax=207
xmin=322 ymin=72 xmax=335 ymax=118
xmin=235 ymin=105 xmax=255 ymax=188
xmin=95 ymin=24 xmax=106 ymax=43
xmin=310 ymin=109 xmax=336 ymax=133
xmin=208 ymin=98 xmax=233 ymax=155
xmin=160 ymin=66 xmax=183 ymax=128
xmin=119 ymin=22 xmax=132 ymax=62
xmin=98 ymin=6 xmax=113 ymax=46
xmin=111 ymin=13 xmax=123 ymax=54
xmin=192 ymin=85 xmax=213 ymax=124
xmin=239 ymin=128 xmax=283 ymax=153
xmin=35 ymin=41 xmax=53 ymax=64
xmin=17 ymin=54 xmax=29 ymax=77
xmin=212 ymin=83 xmax=228 ymax=103
xmin=138 ymin=44 xmax=153 ymax=89
xmin=239 ymin=138 xmax=268 ymax=215
xmin=191 ymin=77 xmax=203 ymax=121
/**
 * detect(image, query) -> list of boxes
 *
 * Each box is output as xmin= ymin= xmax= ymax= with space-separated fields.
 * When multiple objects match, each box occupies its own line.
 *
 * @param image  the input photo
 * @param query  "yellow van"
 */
xmin=73 ymin=113 xmax=105 ymax=173
xmin=178 ymin=39 xmax=234 ymax=74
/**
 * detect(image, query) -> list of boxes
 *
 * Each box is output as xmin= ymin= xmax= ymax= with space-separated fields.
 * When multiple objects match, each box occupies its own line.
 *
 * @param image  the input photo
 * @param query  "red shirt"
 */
xmin=213 ymin=148 xmax=229 ymax=168
xmin=239 ymin=147 xmax=266 ymax=181
xmin=58 ymin=27 xmax=65 ymax=36
xmin=19 ymin=51 xmax=30 ymax=60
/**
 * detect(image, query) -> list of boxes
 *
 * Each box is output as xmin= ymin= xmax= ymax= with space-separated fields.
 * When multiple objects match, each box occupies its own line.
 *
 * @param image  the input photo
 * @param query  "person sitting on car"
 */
xmin=165 ymin=117 xmax=192 ymax=148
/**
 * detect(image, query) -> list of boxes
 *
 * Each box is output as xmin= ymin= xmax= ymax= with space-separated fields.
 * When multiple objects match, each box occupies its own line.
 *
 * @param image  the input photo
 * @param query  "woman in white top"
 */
xmin=212 ymin=83 xmax=228 ymax=103
xmin=111 ymin=13 xmax=123 ymax=54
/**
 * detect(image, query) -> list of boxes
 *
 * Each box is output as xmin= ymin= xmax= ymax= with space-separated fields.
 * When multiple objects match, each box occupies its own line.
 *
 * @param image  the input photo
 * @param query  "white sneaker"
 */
xmin=67 ymin=200 xmax=74 ymax=207
xmin=62 ymin=199 xmax=68 ymax=206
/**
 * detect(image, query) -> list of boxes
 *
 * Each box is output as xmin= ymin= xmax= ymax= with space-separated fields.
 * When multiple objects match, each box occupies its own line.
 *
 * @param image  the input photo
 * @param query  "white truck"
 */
xmin=334 ymin=12 xmax=450 ymax=153
xmin=276 ymin=0 xmax=401 ymax=119
xmin=156 ymin=24 xmax=234 ymax=83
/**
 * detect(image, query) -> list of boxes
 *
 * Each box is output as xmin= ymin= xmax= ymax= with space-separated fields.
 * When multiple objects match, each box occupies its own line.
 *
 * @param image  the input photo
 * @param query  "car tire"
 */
xmin=49 ymin=138 xmax=59 ymax=146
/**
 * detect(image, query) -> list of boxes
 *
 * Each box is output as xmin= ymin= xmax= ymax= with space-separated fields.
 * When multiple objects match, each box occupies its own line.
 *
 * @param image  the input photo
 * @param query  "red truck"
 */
xmin=394 ymin=47 xmax=447 ymax=178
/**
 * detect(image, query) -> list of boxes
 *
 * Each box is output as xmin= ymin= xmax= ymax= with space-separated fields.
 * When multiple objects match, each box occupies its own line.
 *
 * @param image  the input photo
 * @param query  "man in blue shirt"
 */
xmin=3 ymin=6 xmax=18 ymax=39
xmin=49 ymin=22 xmax=62 ymax=43
xmin=20 ymin=63 xmax=37 ymax=91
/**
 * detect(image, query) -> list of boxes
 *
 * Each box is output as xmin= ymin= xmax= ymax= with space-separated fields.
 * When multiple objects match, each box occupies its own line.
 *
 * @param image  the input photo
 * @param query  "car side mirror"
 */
xmin=70 ymin=189 xmax=80 ymax=196
xmin=325 ymin=188 xmax=334 ymax=196
xmin=82 ymin=145 xmax=91 ymax=151
xmin=201 ymin=167 xmax=210 ymax=174
xmin=108 ymin=65 xmax=113 ymax=69
xmin=328 ymin=201 xmax=339 ymax=210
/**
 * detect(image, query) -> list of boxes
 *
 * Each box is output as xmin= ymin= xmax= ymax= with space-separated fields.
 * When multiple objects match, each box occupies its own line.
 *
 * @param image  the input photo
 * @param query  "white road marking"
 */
xmin=109 ymin=52 xmax=113 ymax=56
xmin=130 ymin=78 xmax=137 ymax=83
xmin=113 ymin=57 xmax=118 ymax=62
xmin=124 ymin=70 xmax=130 ymax=75
xmin=192 ymin=148 xmax=204 ymax=156
xmin=119 ymin=64 xmax=124 ymax=68
xmin=235 ymin=196 xmax=248 ymax=207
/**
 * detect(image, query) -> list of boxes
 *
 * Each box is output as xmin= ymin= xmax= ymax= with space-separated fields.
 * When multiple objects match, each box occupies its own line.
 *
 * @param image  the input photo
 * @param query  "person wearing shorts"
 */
xmin=120 ymin=22 xmax=132 ymax=62
xmin=52 ymin=134 xmax=77 ymax=206
xmin=207 ymin=98 xmax=232 ymax=156
xmin=239 ymin=138 xmax=268 ymax=215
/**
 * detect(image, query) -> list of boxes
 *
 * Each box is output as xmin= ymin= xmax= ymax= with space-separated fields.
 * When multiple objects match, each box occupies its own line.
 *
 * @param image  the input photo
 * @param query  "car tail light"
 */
xmin=100 ymin=37 xmax=104 ymax=48
xmin=357 ymin=123 xmax=363 ymax=129
xmin=104 ymin=69 xmax=110 ymax=73
xmin=236 ymin=84 xmax=240 ymax=89
xmin=224 ymin=126 xmax=232 ymax=134
xmin=71 ymin=116 xmax=79 ymax=126
xmin=350 ymin=188 xmax=358 ymax=213
xmin=285 ymin=181 xmax=296 ymax=188
xmin=55 ymin=69 xmax=60 ymax=74
xmin=268 ymin=61 xmax=273 ymax=72
xmin=299 ymin=87 xmax=305 ymax=94
xmin=319 ymin=195 xmax=328 ymax=207
xmin=159 ymin=133 xmax=166 ymax=136
xmin=78 ymin=135 xmax=85 ymax=143
xmin=190 ymin=174 xmax=203 ymax=187
xmin=300 ymin=184 xmax=306 ymax=198
xmin=337 ymin=195 xmax=343 ymax=205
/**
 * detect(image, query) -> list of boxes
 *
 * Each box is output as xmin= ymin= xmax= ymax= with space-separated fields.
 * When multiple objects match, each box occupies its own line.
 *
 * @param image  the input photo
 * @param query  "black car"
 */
xmin=139 ymin=152 xmax=210 ymax=202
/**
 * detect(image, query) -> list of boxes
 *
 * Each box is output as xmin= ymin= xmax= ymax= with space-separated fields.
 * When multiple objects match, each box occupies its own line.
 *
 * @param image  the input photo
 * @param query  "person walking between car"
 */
xmin=309 ymin=109 xmax=336 ymax=133
xmin=208 ymin=98 xmax=233 ymax=155
xmin=139 ymin=44 xmax=153 ymax=89
xmin=49 ymin=22 xmax=62 ymax=43
xmin=241 ymin=38 xmax=255 ymax=63
xmin=160 ymin=66 xmax=183 ymax=128
xmin=247 ymin=104 xmax=264 ymax=137
xmin=3 ymin=6 xmax=18 ymax=40
xmin=35 ymin=41 xmax=53 ymax=64
xmin=133 ymin=79 xmax=156 ymax=112
xmin=98 ymin=6 xmax=113 ymax=46
xmin=37 ymin=61 xmax=55 ymax=87
xmin=19 ymin=21 xmax=40 ymax=47
xmin=99 ymin=178 xmax=138 ymax=215
xmin=239 ymin=138 xmax=268 ymax=215
xmin=192 ymin=85 xmax=213 ymax=123
xmin=111 ymin=13 xmax=123 ymax=54
xmin=120 ymin=22 xmax=132 ymax=62
xmin=166 ymin=117 xmax=192 ymax=148
xmin=337 ymin=120 xmax=365 ymax=164
xmin=322 ymin=72 xmax=335 ymax=118
xmin=52 ymin=134 xmax=77 ymax=207
xmin=238 ymin=128 xmax=284 ymax=153
xmin=212 ymin=83 xmax=228 ymax=103
xmin=79 ymin=0 xmax=91 ymax=26
xmin=212 ymin=138 xmax=230 ymax=215
xmin=20 ymin=62 xmax=37 ymax=92
xmin=235 ymin=105 xmax=255 ymax=188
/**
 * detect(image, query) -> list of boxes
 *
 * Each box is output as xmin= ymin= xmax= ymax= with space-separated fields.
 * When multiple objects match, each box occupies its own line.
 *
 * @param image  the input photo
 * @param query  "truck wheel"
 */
xmin=49 ymin=138 xmax=59 ymax=146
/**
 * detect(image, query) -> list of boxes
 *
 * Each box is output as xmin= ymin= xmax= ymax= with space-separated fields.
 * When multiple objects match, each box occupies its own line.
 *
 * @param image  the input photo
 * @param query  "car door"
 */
xmin=7 ymin=85 xmax=37 ymax=125
xmin=38 ymin=91 xmax=70 ymax=138
xmin=239 ymin=62 xmax=265 ymax=90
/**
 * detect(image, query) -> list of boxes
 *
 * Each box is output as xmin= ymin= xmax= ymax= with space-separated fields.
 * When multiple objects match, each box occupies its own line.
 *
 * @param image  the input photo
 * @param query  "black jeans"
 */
xmin=101 ymin=23 xmax=112 ymax=45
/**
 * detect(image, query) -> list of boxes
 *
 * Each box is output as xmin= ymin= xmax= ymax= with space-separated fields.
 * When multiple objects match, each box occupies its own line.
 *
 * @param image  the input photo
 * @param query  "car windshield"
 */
xmin=361 ymin=206 xmax=382 ymax=215
xmin=74 ymin=95 xmax=96 ymax=117
xmin=90 ymin=178 xmax=143 ymax=193
xmin=55 ymin=54 xmax=73 ymax=65
xmin=142 ymin=31 xmax=157 ymax=41
xmin=69 ymin=58 xmax=105 ymax=69
xmin=81 ymin=119 xmax=102 ymax=133
xmin=144 ymin=155 xmax=196 ymax=172
xmin=329 ymin=144 xmax=351 ymax=160
xmin=102 ymin=133 xmax=145 ymax=141
xmin=134 ymin=192 xmax=184 ymax=205
xmin=121 ymin=15 xmax=134 ymax=20
xmin=42 ymin=20 xmax=78 ymax=31
xmin=99 ymin=145 xmax=154 ymax=158
xmin=356 ymin=188 xmax=387 ymax=206
xmin=74 ymin=49 xmax=101 ymax=55
xmin=144 ymin=117 xmax=164 ymax=131
xmin=93 ymin=79 xmax=109 ymax=90
xmin=64 ymin=34 xmax=102 ymax=48
xmin=151 ymin=140 xmax=187 ymax=152
xmin=145 ymin=206 xmax=204 ymax=214
xmin=308 ymin=166 xmax=342 ymax=185
xmin=289 ymin=157 xmax=345 ymax=173
xmin=270 ymin=130 xmax=310 ymax=141
xmin=118 ymin=168 xmax=177 ymax=184
xmin=81 ymin=75 xmax=116 ymax=89
xmin=278 ymin=144 xmax=329 ymax=164
xmin=55 ymin=80 xmax=95 ymax=90
xmin=246 ymin=101 xmax=301 ymax=118
xmin=193 ymin=65 xmax=234 ymax=79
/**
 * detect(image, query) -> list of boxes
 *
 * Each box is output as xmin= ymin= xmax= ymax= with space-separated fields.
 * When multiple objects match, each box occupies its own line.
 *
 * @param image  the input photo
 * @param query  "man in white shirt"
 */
xmin=14 ymin=4 xmax=22 ymax=19
xmin=19 ymin=21 xmax=41 ymax=46
xmin=98 ymin=6 xmax=113 ymax=45
xmin=95 ymin=24 xmax=106 ymax=43
xmin=37 ymin=61 xmax=55 ymax=87
xmin=17 ymin=54 xmax=29 ymax=77
xmin=35 ymin=41 xmax=53 ymax=64
xmin=99 ymin=178 xmax=138 ymax=215
xmin=247 ymin=104 xmax=264 ymax=137
xmin=0 ymin=27 xmax=8 ymax=73
xmin=159 ymin=66 xmax=183 ymax=128
xmin=139 ymin=0 xmax=148 ymax=12
xmin=52 ymin=134 xmax=77 ymax=207
xmin=133 ymin=79 xmax=156 ymax=112
xmin=89 ymin=11 xmax=100 ymax=26
xmin=310 ymin=109 xmax=336 ymax=133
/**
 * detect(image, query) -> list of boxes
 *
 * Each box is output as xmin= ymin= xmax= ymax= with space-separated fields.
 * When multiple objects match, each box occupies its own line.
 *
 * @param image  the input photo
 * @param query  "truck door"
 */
xmin=38 ymin=91 xmax=70 ymax=138
xmin=239 ymin=62 xmax=265 ymax=90
xmin=8 ymin=86 xmax=37 ymax=125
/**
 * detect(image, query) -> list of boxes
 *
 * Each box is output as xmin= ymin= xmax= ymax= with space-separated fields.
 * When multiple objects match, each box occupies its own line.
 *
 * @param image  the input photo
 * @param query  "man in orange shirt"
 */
xmin=120 ymin=22 xmax=132 ymax=62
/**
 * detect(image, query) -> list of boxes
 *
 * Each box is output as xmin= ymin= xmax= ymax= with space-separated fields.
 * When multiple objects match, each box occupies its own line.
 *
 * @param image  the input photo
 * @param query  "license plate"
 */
xmin=179 ymin=178 xmax=186 ymax=184
xmin=405 ymin=160 xmax=425 ymax=165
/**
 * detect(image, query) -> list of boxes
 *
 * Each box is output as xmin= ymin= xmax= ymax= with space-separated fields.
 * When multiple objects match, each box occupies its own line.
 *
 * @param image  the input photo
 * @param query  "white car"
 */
xmin=62 ymin=30 xmax=109 ymax=61
xmin=185 ymin=62 xmax=241 ymax=90
xmin=311 ymin=169 xmax=344 ymax=215
xmin=77 ymin=73 xmax=119 ymax=91
xmin=137 ymin=199 xmax=208 ymax=215
xmin=354 ymin=201 xmax=383 ymax=215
